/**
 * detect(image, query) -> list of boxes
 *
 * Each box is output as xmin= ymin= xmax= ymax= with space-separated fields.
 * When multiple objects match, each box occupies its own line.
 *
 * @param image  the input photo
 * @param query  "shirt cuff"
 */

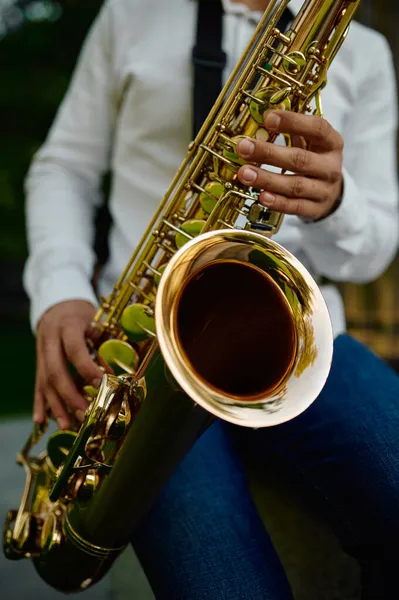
xmin=29 ymin=266 xmax=99 ymax=332
xmin=298 ymin=167 xmax=367 ymax=246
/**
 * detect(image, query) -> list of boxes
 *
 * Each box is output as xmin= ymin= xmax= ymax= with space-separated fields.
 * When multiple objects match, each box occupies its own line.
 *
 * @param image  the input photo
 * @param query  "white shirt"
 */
xmin=24 ymin=0 xmax=399 ymax=337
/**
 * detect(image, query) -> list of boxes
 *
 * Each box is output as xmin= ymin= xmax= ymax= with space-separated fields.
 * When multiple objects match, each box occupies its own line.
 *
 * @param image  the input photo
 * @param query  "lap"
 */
xmin=256 ymin=334 xmax=399 ymax=546
xmin=131 ymin=335 xmax=399 ymax=598
xmin=131 ymin=421 xmax=293 ymax=600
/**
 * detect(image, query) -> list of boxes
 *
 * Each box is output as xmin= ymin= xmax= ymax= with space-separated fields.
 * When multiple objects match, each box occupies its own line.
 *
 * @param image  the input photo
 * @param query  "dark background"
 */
xmin=0 ymin=0 xmax=398 ymax=419
xmin=0 ymin=0 xmax=102 ymax=418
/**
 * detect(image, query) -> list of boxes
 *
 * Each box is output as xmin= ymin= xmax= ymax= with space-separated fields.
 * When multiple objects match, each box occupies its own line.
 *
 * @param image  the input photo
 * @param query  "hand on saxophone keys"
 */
xmin=236 ymin=110 xmax=345 ymax=222
xmin=34 ymin=299 xmax=106 ymax=430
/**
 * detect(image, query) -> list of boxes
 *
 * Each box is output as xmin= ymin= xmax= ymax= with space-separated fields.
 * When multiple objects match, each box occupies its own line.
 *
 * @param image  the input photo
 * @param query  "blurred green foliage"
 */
xmin=0 ymin=0 xmax=102 ymax=259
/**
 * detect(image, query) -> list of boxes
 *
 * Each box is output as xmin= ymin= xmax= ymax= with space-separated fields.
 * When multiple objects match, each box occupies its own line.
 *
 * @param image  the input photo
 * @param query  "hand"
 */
xmin=34 ymin=300 xmax=104 ymax=430
xmin=236 ymin=110 xmax=344 ymax=221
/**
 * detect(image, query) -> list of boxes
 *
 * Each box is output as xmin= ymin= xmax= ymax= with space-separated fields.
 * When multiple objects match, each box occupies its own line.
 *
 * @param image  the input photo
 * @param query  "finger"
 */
xmin=33 ymin=372 xmax=46 ymax=424
xmin=42 ymin=334 xmax=88 ymax=415
xmin=33 ymin=340 xmax=48 ymax=424
xmin=97 ymin=354 xmax=115 ymax=376
xmin=259 ymin=191 xmax=323 ymax=220
xmin=32 ymin=352 xmax=46 ymax=424
xmin=263 ymin=111 xmax=344 ymax=152
xmin=238 ymin=165 xmax=330 ymax=203
xmin=62 ymin=327 xmax=104 ymax=386
xmin=236 ymin=137 xmax=332 ymax=179
xmin=45 ymin=386 xmax=70 ymax=430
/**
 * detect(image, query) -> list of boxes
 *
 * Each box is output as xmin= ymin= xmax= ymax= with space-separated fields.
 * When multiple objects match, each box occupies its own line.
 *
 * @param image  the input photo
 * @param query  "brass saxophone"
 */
xmin=4 ymin=0 xmax=360 ymax=592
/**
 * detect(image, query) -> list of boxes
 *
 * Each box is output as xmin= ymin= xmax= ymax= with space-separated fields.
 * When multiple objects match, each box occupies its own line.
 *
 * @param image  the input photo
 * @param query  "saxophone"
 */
xmin=4 ymin=0 xmax=360 ymax=592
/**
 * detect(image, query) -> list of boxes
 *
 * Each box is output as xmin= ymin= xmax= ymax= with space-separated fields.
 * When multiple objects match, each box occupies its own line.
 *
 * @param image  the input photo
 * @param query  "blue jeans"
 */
xmin=131 ymin=335 xmax=399 ymax=599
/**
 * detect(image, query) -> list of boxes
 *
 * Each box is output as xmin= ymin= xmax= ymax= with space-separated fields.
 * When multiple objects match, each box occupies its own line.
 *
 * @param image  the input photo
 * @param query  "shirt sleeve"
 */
xmin=298 ymin=33 xmax=399 ymax=283
xmin=23 ymin=1 xmax=118 ymax=331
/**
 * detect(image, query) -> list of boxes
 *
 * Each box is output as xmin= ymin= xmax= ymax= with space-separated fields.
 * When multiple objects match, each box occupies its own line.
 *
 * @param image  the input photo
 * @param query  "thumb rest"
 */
xmin=4 ymin=0 xmax=360 ymax=593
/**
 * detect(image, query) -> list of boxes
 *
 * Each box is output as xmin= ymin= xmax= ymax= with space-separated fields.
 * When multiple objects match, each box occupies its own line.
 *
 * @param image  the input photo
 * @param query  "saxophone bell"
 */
xmin=157 ymin=229 xmax=333 ymax=428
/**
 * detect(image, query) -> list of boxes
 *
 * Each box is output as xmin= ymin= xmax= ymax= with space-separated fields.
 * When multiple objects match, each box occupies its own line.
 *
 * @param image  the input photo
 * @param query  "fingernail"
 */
xmin=260 ymin=192 xmax=275 ymax=206
xmin=76 ymin=409 xmax=86 ymax=422
xmin=237 ymin=138 xmax=255 ymax=156
xmin=33 ymin=414 xmax=41 ymax=424
xmin=264 ymin=112 xmax=281 ymax=131
xmin=92 ymin=378 xmax=102 ymax=388
xmin=241 ymin=167 xmax=257 ymax=184
xmin=57 ymin=418 xmax=68 ymax=430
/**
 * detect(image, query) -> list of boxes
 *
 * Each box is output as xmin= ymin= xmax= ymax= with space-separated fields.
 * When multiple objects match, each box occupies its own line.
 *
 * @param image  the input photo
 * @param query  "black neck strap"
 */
xmin=192 ymin=0 xmax=226 ymax=138
xmin=191 ymin=1 xmax=293 ymax=138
